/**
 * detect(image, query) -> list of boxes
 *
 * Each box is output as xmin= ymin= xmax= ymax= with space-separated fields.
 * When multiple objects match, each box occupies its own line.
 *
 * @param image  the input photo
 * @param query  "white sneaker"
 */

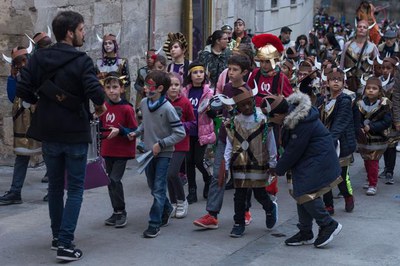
xmin=396 ymin=144 xmax=400 ymax=152
xmin=175 ymin=200 xmax=188 ymax=218
xmin=362 ymin=182 xmax=370 ymax=189
xmin=170 ymin=203 xmax=177 ymax=218
xmin=366 ymin=187 xmax=377 ymax=196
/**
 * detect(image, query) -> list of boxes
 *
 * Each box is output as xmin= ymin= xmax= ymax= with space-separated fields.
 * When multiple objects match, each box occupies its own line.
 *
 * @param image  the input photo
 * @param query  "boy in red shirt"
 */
xmin=100 ymin=72 xmax=138 ymax=228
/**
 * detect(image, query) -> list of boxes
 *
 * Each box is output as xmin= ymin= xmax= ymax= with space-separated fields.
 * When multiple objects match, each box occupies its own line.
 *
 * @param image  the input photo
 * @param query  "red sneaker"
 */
xmin=245 ymin=211 xmax=252 ymax=226
xmin=193 ymin=214 xmax=218 ymax=229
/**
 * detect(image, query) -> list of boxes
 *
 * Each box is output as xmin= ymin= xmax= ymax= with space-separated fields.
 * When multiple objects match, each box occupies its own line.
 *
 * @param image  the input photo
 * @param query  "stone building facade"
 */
xmin=0 ymin=0 xmax=314 ymax=165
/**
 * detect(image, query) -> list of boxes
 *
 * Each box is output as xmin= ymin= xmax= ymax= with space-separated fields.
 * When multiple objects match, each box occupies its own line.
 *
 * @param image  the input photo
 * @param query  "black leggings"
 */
xmin=186 ymin=136 xmax=210 ymax=191
xmin=167 ymin=152 xmax=186 ymax=203
xmin=383 ymin=145 xmax=397 ymax=174
xmin=323 ymin=166 xmax=352 ymax=207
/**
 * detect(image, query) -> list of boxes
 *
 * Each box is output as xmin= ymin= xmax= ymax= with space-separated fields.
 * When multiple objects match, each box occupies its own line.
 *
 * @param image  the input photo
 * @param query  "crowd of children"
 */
xmin=3 ymin=5 xmax=400 ymax=257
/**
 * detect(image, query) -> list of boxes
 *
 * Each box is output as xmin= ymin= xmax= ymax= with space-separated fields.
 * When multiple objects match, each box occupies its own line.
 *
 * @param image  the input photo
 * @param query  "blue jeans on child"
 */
xmin=42 ymin=141 xmax=88 ymax=248
xmin=145 ymin=156 xmax=172 ymax=228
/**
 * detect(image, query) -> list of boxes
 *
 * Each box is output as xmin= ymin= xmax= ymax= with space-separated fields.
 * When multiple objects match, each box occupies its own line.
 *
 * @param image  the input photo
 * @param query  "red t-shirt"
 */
xmin=100 ymin=100 xmax=138 ymax=158
xmin=247 ymin=68 xmax=293 ymax=106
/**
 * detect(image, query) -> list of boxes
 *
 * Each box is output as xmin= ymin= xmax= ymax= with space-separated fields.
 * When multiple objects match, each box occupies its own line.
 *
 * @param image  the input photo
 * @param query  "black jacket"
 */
xmin=16 ymin=43 xmax=105 ymax=143
xmin=318 ymin=93 xmax=357 ymax=158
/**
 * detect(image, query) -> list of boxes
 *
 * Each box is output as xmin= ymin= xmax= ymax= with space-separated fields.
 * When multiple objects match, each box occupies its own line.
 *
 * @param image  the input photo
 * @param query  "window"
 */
xmin=271 ymin=0 xmax=278 ymax=8
xmin=291 ymin=0 xmax=297 ymax=4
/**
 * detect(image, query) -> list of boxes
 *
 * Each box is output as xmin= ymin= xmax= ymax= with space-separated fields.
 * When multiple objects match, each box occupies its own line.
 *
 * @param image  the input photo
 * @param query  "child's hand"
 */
xmin=107 ymin=127 xmax=119 ymax=139
xmin=152 ymin=142 xmax=161 ymax=156
xmin=363 ymin=125 xmax=370 ymax=133
xmin=127 ymin=132 xmax=136 ymax=141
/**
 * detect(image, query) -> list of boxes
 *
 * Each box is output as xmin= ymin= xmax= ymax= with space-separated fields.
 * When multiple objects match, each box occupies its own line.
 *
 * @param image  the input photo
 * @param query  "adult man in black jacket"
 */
xmin=17 ymin=11 xmax=106 ymax=261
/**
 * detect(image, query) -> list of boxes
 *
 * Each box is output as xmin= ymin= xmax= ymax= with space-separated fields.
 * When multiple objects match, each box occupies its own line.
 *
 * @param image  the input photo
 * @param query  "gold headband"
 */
xmin=189 ymin=66 xmax=205 ymax=74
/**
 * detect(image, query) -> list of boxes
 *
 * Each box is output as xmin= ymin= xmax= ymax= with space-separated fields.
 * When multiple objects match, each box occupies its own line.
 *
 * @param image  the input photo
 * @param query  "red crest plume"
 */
xmin=251 ymin=34 xmax=284 ymax=53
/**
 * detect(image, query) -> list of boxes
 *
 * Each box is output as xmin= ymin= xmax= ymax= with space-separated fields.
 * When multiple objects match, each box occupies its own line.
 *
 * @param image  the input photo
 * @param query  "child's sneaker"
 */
xmin=266 ymin=201 xmax=278 ymax=229
xmin=385 ymin=173 xmax=394 ymax=185
xmin=51 ymin=238 xmax=58 ymax=250
xmin=244 ymin=211 xmax=252 ymax=226
xmin=229 ymin=224 xmax=245 ymax=238
xmin=325 ymin=205 xmax=335 ymax=215
xmin=366 ymin=186 xmax=377 ymax=196
xmin=56 ymin=246 xmax=83 ymax=261
xmin=344 ymin=196 xmax=354 ymax=212
xmin=193 ymin=214 xmax=218 ymax=229
xmin=143 ymin=226 xmax=160 ymax=238
xmin=285 ymin=230 xmax=314 ymax=246
xmin=115 ymin=211 xmax=127 ymax=228
xmin=362 ymin=182 xmax=370 ymax=189
xmin=104 ymin=212 xmax=118 ymax=226
xmin=175 ymin=200 xmax=188 ymax=218
xmin=314 ymin=221 xmax=342 ymax=248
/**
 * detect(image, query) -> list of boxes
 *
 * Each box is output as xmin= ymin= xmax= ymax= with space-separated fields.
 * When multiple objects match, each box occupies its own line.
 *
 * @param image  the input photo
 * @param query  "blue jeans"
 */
xmin=206 ymin=141 xmax=226 ymax=213
xmin=42 ymin=141 xmax=88 ymax=248
xmin=145 ymin=157 xmax=172 ymax=228
xmin=10 ymin=155 xmax=30 ymax=194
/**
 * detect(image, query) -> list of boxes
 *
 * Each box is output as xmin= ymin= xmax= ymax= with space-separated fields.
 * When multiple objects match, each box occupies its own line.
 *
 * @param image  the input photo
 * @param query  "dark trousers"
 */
xmin=167 ymin=151 xmax=186 ymax=203
xmin=383 ymin=146 xmax=397 ymax=174
xmin=186 ymin=136 xmax=210 ymax=191
xmin=297 ymin=197 xmax=334 ymax=232
xmin=234 ymin=187 xmax=273 ymax=225
xmin=105 ymin=158 xmax=128 ymax=212
xmin=323 ymin=166 xmax=352 ymax=207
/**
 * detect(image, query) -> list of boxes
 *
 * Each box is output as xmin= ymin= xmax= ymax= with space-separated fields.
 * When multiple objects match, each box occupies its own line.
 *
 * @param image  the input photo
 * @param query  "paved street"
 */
xmin=0 ymin=153 xmax=399 ymax=265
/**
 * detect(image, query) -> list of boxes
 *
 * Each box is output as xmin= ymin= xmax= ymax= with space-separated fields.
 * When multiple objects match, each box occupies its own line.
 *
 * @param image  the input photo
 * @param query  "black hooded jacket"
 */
xmin=16 ymin=43 xmax=105 ymax=143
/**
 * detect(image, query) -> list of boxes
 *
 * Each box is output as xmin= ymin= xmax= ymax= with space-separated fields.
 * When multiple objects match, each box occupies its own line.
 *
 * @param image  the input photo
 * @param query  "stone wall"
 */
xmin=0 ymin=0 xmax=313 ymax=165
xmin=0 ymin=0 xmax=182 ymax=165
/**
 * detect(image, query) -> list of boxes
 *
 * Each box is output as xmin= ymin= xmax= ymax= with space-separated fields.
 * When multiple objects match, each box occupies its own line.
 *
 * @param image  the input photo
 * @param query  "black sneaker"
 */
xmin=143 ymin=226 xmax=160 ymax=238
xmin=51 ymin=239 xmax=75 ymax=251
xmin=56 ymin=246 xmax=83 ymax=261
xmin=285 ymin=231 xmax=314 ymax=246
xmin=115 ymin=211 xmax=127 ymax=228
xmin=104 ymin=213 xmax=118 ymax=226
xmin=230 ymin=224 xmax=245 ymax=238
xmin=0 ymin=191 xmax=22 ymax=205
xmin=266 ymin=201 xmax=278 ymax=229
xmin=161 ymin=207 xmax=173 ymax=227
xmin=51 ymin=238 xmax=58 ymax=250
xmin=314 ymin=221 xmax=342 ymax=248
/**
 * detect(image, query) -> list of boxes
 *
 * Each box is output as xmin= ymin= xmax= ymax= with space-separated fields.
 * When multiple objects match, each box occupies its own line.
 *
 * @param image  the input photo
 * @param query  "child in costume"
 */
xmin=163 ymin=32 xmax=191 ymax=80
xmin=221 ymin=86 xmax=278 ymax=237
xmin=379 ymin=56 xmax=400 ymax=184
xmin=357 ymin=77 xmax=392 ymax=195
xmin=317 ymin=68 xmax=356 ymax=214
xmin=100 ymin=72 xmax=137 ymax=228
xmin=266 ymin=92 xmax=343 ymax=248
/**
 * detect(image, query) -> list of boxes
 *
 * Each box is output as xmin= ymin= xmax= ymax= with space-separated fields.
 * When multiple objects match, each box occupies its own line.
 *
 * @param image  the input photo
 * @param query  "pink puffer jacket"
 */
xmin=182 ymin=84 xmax=216 ymax=146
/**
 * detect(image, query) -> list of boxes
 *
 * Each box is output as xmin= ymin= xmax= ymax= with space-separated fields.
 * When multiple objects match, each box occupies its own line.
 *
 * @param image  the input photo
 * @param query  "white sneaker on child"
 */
xmin=175 ymin=200 xmax=188 ymax=218
xmin=170 ymin=203 xmax=177 ymax=218
xmin=366 ymin=187 xmax=377 ymax=196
